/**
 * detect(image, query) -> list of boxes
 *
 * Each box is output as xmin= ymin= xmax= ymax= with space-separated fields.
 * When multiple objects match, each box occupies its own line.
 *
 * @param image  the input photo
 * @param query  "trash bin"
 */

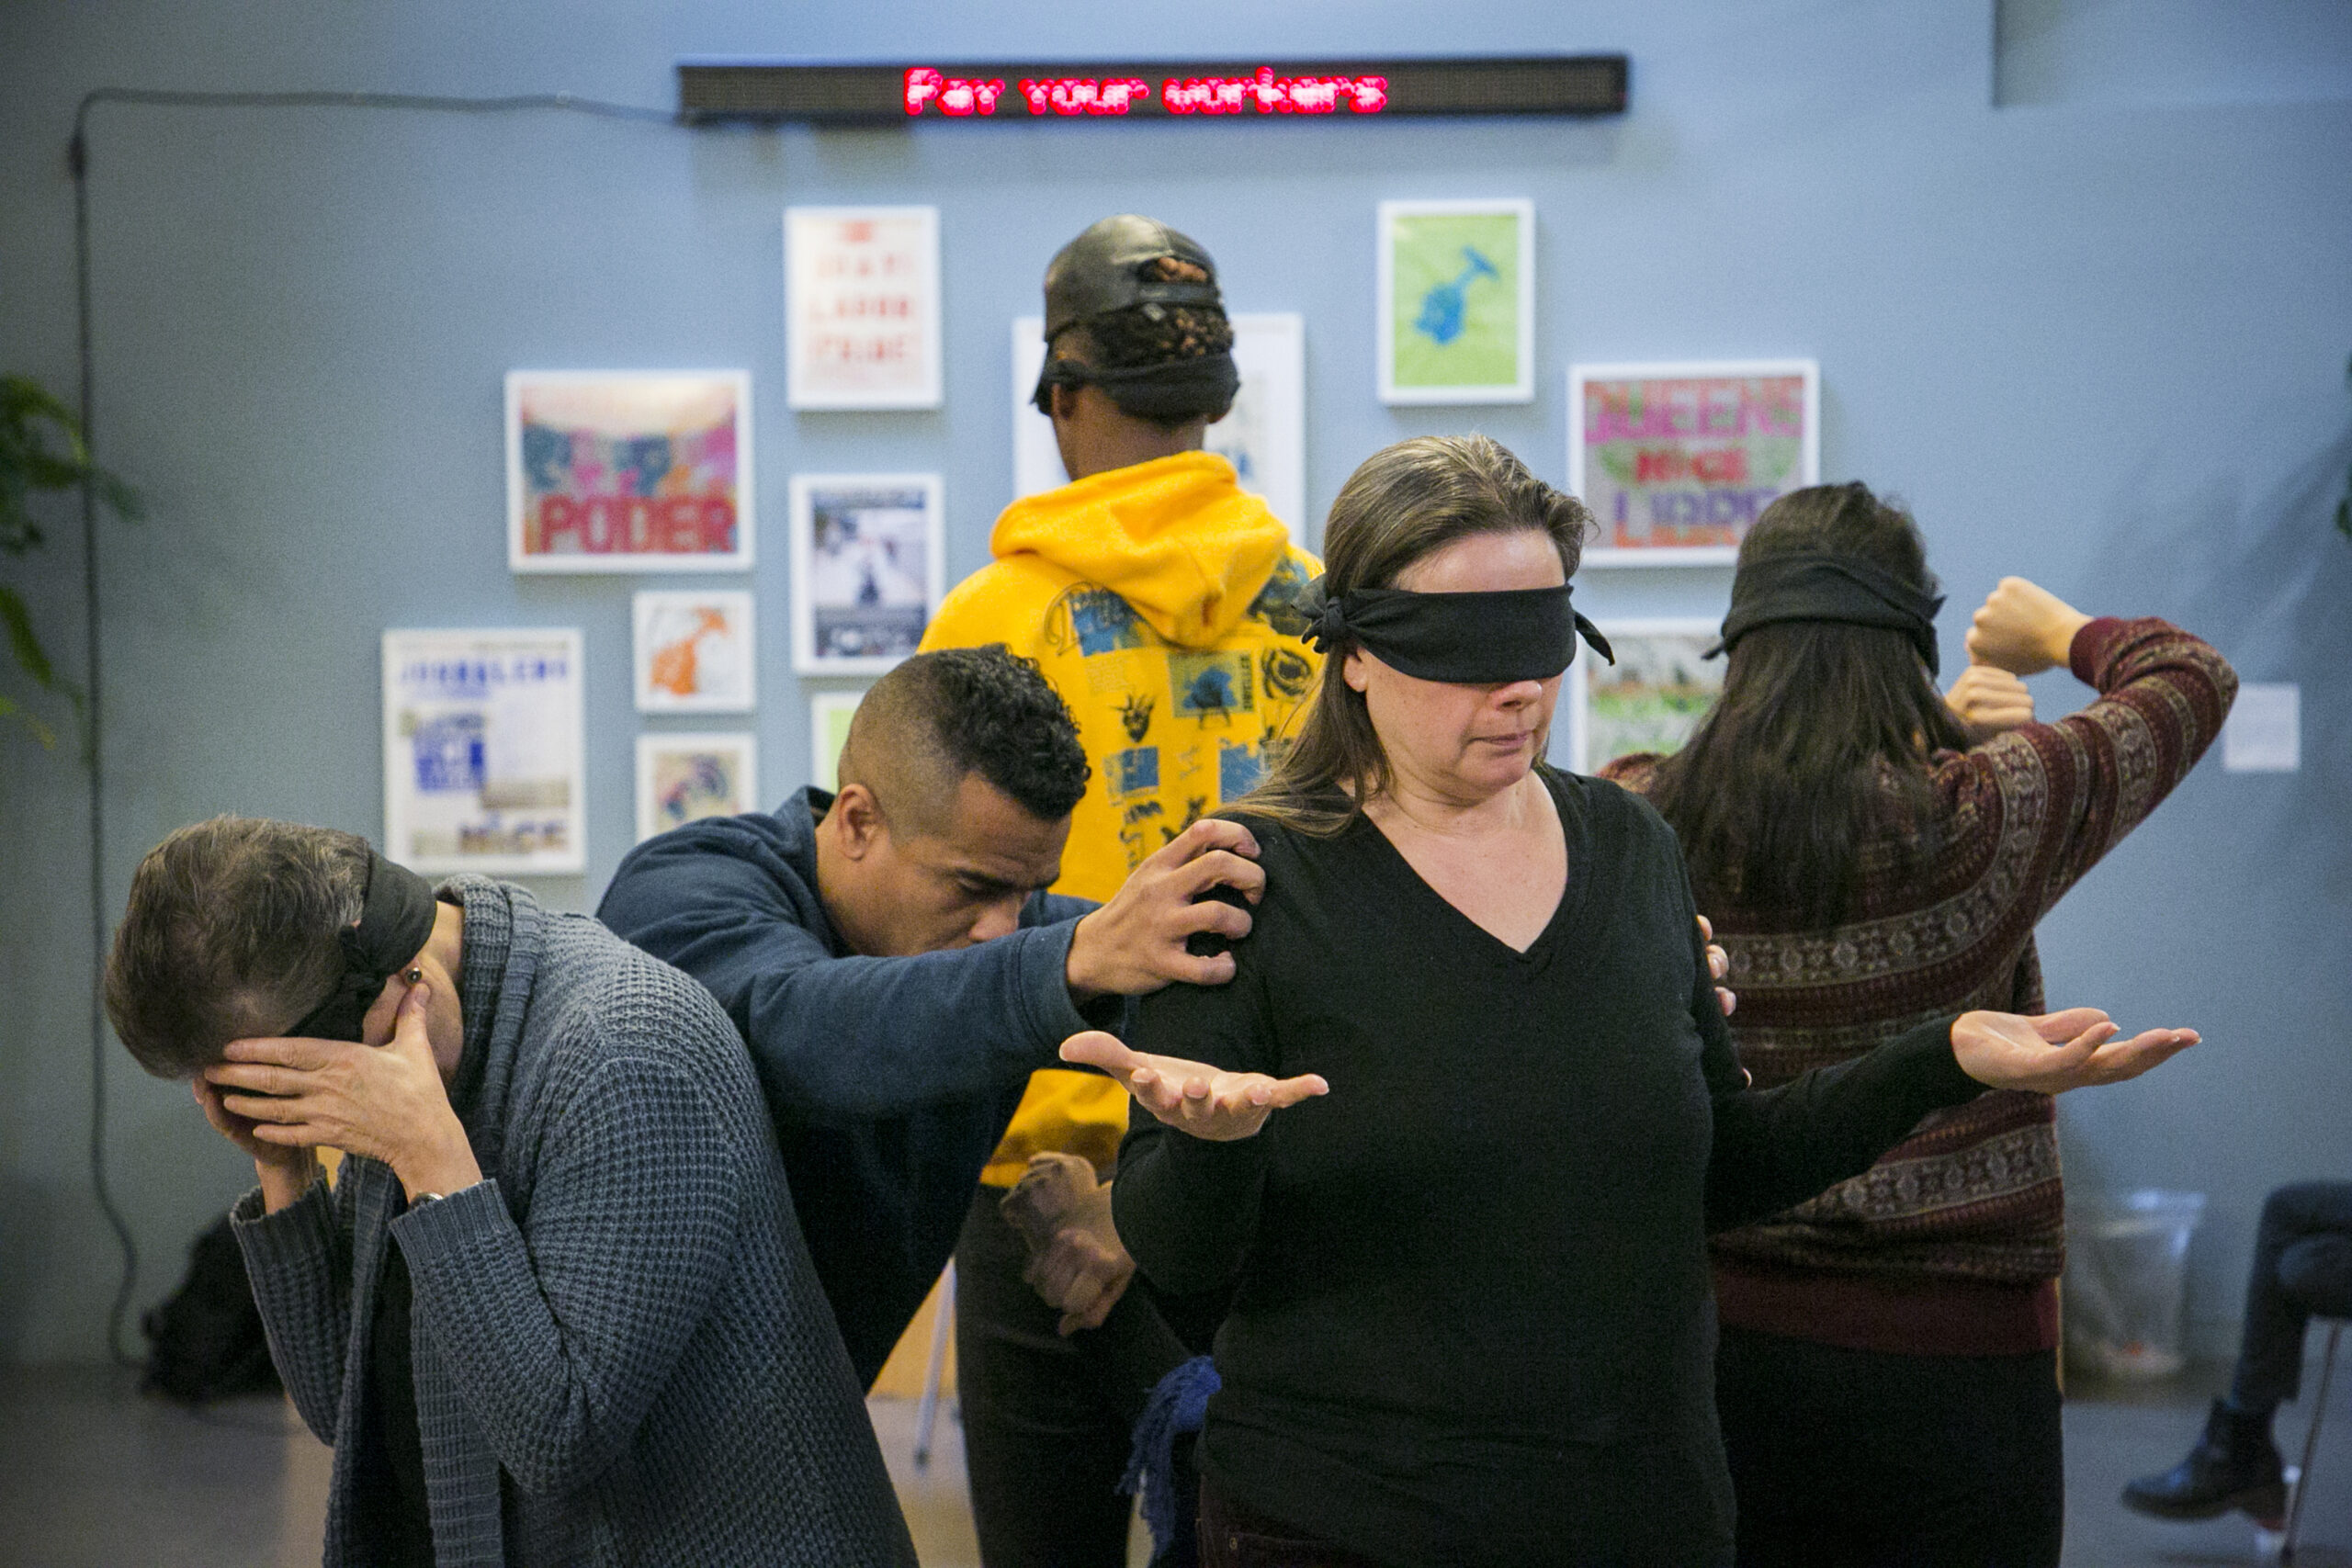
xmin=2064 ymin=1190 xmax=2206 ymax=1379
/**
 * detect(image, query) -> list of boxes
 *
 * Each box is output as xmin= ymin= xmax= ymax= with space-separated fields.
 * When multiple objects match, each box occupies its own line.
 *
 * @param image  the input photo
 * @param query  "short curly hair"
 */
xmin=839 ymin=645 xmax=1091 ymax=831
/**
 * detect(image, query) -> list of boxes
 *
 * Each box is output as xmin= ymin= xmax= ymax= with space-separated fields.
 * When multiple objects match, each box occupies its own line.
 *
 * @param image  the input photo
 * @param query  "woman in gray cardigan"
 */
xmin=106 ymin=817 xmax=916 ymax=1568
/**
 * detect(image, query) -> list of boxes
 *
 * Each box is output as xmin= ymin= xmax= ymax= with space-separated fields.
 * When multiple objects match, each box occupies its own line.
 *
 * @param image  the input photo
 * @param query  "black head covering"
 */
xmin=281 ymin=851 xmax=440 ymax=1041
xmin=1041 ymin=215 xmax=1224 ymax=341
xmin=1032 ymin=215 xmax=1238 ymax=419
xmin=1295 ymin=578 xmax=1614 ymax=684
xmin=1706 ymin=550 xmax=1946 ymax=674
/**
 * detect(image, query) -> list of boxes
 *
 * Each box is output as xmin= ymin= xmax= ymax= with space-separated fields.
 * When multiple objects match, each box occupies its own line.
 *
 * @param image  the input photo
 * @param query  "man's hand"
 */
xmin=1965 ymin=578 xmax=2094 ymax=677
xmin=193 ymin=1078 xmax=322 ymax=1213
xmin=1951 ymin=1008 xmax=2198 ymax=1095
xmin=1945 ymin=664 xmax=2037 ymax=743
xmin=999 ymin=1153 xmax=1134 ymax=1336
xmin=1066 ymin=818 xmax=1266 ymax=998
xmin=1697 ymin=915 xmax=1735 ymax=1018
xmin=1061 ymin=1030 xmax=1327 ymax=1142
xmin=207 ymin=983 xmax=483 ymax=1203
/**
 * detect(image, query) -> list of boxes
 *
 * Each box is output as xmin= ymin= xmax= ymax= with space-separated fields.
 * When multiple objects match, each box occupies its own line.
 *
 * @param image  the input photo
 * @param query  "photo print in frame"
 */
xmin=1556 ymin=618 xmax=1726 ymax=776
xmin=1569 ymin=359 xmax=1820 ymax=565
xmin=788 ymin=473 xmax=945 ymax=675
xmin=635 ymin=731 xmax=759 ymax=842
xmin=383 ymin=627 xmax=585 ymax=874
xmin=633 ymin=590 xmax=755 ymax=714
xmin=507 ymin=371 xmax=753 ymax=573
xmin=1377 ymin=198 xmax=1534 ymax=405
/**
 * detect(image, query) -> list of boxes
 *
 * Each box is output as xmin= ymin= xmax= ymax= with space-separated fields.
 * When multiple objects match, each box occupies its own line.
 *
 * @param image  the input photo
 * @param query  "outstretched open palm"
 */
xmin=1061 ymin=1031 xmax=1329 ymax=1141
xmin=1952 ymin=1008 xmax=2198 ymax=1094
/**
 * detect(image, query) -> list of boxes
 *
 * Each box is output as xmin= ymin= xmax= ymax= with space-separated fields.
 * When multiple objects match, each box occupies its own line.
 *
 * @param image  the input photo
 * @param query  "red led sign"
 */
xmin=902 ymin=67 xmax=1392 ymax=118
xmin=678 ymin=57 xmax=1629 ymax=124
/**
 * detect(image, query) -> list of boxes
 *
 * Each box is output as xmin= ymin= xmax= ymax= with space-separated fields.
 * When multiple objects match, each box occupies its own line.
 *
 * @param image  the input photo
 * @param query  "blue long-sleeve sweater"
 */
xmin=598 ymin=787 xmax=1125 ymax=1383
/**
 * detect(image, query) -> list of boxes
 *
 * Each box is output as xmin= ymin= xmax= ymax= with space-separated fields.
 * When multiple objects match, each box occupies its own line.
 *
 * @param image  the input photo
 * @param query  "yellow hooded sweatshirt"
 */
xmin=920 ymin=450 xmax=1322 ymax=1184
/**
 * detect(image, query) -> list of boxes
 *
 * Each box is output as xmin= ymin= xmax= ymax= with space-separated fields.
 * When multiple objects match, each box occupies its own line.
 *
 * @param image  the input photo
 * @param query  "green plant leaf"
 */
xmin=0 ymin=581 xmax=56 ymax=689
xmin=0 ymin=692 xmax=58 ymax=750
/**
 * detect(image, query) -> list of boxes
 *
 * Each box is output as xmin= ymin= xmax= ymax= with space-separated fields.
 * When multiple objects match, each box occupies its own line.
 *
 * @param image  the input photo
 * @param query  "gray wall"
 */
xmin=2 ymin=0 xmax=2346 ymax=1364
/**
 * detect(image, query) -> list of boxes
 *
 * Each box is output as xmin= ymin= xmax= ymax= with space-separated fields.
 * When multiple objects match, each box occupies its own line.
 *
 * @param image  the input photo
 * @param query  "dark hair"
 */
xmin=1243 ymin=434 xmax=1592 ymax=835
xmin=1645 ymin=482 xmax=1968 ymax=928
xmin=1053 ymin=257 xmax=1236 ymax=430
xmin=105 ymin=817 xmax=371 ymax=1077
xmin=840 ymin=644 xmax=1091 ymax=829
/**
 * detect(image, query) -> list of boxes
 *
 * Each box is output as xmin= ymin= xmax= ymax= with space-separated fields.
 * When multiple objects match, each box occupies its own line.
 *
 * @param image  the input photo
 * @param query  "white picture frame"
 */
xmin=1569 ymin=359 xmax=1821 ymax=567
xmin=788 ymin=473 xmax=946 ymax=675
xmin=506 ymin=370 xmax=753 ymax=574
xmin=1555 ymin=617 xmax=1726 ymax=775
xmin=1012 ymin=311 xmax=1310 ymax=543
xmin=383 ymin=628 xmax=585 ymax=874
xmin=1376 ymin=198 xmax=1535 ymax=406
xmin=635 ymin=731 xmax=760 ymax=842
xmin=632 ymin=590 xmax=755 ymax=714
xmin=785 ymin=205 xmax=944 ymax=411
xmin=809 ymin=689 xmax=866 ymax=793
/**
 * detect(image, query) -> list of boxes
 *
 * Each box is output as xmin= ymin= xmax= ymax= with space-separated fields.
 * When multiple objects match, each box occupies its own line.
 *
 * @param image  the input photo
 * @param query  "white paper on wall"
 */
xmin=786 ymin=206 xmax=944 ymax=410
xmin=2222 ymin=682 xmax=2300 ymax=773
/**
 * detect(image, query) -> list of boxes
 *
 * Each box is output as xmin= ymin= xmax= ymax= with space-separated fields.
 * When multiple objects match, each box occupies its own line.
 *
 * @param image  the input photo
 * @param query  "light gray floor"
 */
xmin=0 ymin=1362 xmax=2339 ymax=1566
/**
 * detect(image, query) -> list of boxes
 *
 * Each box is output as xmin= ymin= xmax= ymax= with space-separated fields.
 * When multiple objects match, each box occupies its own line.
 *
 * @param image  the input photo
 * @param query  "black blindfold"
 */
xmin=281 ymin=852 xmax=440 ymax=1042
xmin=1706 ymin=551 xmax=1945 ymax=674
xmin=1296 ymin=579 xmax=1613 ymax=684
xmin=1030 ymin=351 xmax=1241 ymax=423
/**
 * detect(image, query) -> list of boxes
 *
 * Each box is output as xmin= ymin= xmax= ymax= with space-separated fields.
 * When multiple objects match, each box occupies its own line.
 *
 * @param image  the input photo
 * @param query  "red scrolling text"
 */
xmin=900 ymin=66 xmax=1389 ymax=118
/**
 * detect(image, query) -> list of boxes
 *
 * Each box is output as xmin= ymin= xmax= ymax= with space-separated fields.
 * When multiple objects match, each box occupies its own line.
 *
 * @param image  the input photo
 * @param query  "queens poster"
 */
xmin=507 ymin=371 xmax=754 ymax=572
xmin=1569 ymin=360 xmax=1819 ymax=565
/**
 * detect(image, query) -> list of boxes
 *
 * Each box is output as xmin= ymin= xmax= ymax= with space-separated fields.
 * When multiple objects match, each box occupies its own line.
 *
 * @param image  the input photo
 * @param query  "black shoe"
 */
xmin=2120 ymin=1399 xmax=2288 ymax=1526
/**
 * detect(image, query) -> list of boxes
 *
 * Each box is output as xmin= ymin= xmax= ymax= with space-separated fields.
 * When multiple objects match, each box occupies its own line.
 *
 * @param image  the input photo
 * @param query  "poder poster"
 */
xmin=507 ymin=371 xmax=754 ymax=572
xmin=1569 ymin=360 xmax=1819 ymax=565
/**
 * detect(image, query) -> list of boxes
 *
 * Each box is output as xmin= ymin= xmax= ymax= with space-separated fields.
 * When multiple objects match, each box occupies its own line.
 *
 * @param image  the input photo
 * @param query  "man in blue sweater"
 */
xmin=598 ymin=645 xmax=1262 ymax=1384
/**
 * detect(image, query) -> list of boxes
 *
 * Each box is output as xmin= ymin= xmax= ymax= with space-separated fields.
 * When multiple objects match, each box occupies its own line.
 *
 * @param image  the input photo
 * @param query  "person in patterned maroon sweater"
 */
xmin=1603 ymin=481 xmax=2236 ymax=1568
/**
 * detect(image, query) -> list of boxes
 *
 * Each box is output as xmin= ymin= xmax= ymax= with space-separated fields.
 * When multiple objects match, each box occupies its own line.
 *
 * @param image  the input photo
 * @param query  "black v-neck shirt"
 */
xmin=1114 ymin=768 xmax=1980 ymax=1567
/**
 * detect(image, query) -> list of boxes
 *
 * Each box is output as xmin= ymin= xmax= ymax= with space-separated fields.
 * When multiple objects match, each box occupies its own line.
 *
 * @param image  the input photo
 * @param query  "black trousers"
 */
xmin=956 ymin=1189 xmax=1196 ymax=1568
xmin=1714 ymin=1325 xmax=2064 ymax=1568
xmin=2231 ymin=1180 xmax=2352 ymax=1415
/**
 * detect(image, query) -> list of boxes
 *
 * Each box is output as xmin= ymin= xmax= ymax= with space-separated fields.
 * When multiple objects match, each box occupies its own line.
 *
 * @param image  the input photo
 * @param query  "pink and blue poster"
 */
xmin=506 ymin=371 xmax=754 ymax=572
xmin=1568 ymin=360 xmax=1819 ymax=565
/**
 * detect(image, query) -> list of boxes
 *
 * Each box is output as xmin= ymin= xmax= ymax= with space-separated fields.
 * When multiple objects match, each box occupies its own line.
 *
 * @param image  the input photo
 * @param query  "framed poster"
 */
xmin=788 ymin=473 xmax=945 ymax=674
xmin=635 ymin=732 xmax=759 ymax=841
xmin=1376 ymin=198 xmax=1534 ymax=405
xmin=382 ymin=629 xmax=584 ymax=874
xmin=1557 ymin=618 xmax=1725 ymax=775
xmin=1011 ymin=312 xmax=1309 ymax=542
xmin=809 ymin=689 xmax=865 ymax=792
xmin=507 ymin=371 xmax=752 ymax=573
xmin=786 ymin=205 xmax=944 ymax=410
xmin=1569 ymin=359 xmax=1820 ymax=565
xmin=632 ymin=590 xmax=754 ymax=713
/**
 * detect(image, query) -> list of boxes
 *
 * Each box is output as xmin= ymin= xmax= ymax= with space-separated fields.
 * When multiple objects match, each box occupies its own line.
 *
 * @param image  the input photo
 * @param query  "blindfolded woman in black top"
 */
xmin=1063 ymin=434 xmax=2196 ymax=1568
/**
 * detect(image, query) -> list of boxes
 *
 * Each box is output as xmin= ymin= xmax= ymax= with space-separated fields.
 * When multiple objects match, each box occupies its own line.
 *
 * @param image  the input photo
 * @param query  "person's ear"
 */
xmin=1048 ymin=382 xmax=1080 ymax=425
xmin=1342 ymin=649 xmax=1370 ymax=694
xmin=831 ymin=783 xmax=888 ymax=861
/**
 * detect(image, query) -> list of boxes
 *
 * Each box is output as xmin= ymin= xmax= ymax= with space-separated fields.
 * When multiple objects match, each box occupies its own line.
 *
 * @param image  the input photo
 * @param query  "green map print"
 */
xmin=1390 ymin=211 xmax=1522 ymax=390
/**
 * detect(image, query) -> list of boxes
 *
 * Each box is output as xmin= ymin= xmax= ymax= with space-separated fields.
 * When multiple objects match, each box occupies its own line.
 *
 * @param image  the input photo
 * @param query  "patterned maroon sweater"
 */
xmin=1605 ymin=617 xmax=2235 ymax=1357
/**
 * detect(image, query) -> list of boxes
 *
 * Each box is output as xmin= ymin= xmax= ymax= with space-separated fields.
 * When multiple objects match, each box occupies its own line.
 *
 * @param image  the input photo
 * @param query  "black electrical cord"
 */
xmin=67 ymin=85 xmax=684 ymax=1371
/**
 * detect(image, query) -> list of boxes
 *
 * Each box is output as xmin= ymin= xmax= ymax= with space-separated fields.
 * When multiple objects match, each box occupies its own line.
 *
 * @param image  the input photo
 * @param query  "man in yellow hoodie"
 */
xmin=920 ymin=215 xmax=1320 ymax=1568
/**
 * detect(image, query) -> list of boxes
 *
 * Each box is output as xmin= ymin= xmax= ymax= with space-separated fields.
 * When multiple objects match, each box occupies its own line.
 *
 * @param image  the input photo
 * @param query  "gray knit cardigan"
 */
xmin=232 ymin=876 xmax=917 ymax=1567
